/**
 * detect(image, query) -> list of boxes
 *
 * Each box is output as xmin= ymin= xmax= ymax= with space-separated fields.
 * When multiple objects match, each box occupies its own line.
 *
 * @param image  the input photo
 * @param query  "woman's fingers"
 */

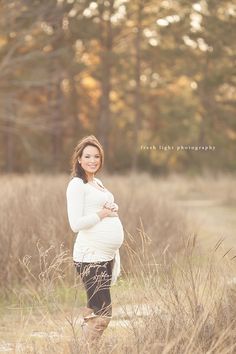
xmin=104 ymin=202 xmax=119 ymax=211
xmin=112 ymin=203 xmax=119 ymax=211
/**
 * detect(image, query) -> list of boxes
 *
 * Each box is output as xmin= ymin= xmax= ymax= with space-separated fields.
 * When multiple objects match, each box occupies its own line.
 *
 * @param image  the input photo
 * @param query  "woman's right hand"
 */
xmin=97 ymin=207 xmax=118 ymax=220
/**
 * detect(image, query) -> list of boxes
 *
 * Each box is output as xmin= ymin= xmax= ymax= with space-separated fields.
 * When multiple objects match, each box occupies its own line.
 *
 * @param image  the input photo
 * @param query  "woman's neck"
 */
xmin=87 ymin=174 xmax=95 ymax=182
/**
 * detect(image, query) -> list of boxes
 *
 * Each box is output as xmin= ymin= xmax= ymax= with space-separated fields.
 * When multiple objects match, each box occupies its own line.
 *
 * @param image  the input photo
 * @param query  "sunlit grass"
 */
xmin=1 ymin=234 xmax=236 ymax=353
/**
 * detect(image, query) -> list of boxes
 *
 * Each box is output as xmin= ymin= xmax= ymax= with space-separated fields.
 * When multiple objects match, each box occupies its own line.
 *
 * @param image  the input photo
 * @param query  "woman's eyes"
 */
xmin=85 ymin=156 xmax=100 ymax=158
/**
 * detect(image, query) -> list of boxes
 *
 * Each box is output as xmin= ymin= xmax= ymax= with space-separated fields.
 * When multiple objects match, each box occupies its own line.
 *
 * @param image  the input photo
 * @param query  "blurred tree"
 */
xmin=0 ymin=0 xmax=235 ymax=174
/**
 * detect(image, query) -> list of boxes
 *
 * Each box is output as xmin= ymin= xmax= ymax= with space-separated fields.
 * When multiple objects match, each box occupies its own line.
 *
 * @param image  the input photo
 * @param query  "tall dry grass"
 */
xmin=1 ymin=230 xmax=236 ymax=353
xmin=1 ymin=172 xmax=236 ymax=353
xmin=0 ymin=172 xmax=192 ymax=290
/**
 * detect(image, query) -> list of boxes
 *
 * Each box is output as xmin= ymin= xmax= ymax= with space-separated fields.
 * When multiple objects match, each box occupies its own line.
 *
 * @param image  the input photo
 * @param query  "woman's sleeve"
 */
xmin=66 ymin=178 xmax=101 ymax=233
xmin=111 ymin=249 xmax=121 ymax=286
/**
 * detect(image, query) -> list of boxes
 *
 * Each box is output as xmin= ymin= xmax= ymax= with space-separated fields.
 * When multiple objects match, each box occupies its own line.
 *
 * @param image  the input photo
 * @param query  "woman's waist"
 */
xmin=73 ymin=236 xmax=122 ymax=261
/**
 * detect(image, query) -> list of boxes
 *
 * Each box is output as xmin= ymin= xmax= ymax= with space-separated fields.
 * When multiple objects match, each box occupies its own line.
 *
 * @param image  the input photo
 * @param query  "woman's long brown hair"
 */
xmin=70 ymin=135 xmax=104 ymax=183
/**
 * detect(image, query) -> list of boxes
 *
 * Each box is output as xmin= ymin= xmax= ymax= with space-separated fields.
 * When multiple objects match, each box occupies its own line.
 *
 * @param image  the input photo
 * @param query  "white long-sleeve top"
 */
xmin=66 ymin=176 xmax=124 ymax=285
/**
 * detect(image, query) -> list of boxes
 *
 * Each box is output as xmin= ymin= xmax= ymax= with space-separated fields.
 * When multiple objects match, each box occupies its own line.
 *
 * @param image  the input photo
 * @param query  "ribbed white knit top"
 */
xmin=66 ymin=176 xmax=124 ymax=284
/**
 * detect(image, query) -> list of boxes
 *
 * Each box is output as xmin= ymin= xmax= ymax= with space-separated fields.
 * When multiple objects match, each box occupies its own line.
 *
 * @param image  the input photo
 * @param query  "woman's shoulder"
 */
xmin=67 ymin=176 xmax=85 ymax=190
xmin=69 ymin=176 xmax=84 ymax=183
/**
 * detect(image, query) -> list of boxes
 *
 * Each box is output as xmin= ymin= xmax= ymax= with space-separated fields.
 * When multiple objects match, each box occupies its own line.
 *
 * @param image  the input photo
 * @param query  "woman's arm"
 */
xmin=66 ymin=178 xmax=101 ymax=233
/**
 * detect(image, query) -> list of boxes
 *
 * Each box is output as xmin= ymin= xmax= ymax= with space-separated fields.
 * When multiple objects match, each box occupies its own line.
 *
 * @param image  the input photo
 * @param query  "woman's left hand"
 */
xmin=104 ymin=202 xmax=119 ymax=212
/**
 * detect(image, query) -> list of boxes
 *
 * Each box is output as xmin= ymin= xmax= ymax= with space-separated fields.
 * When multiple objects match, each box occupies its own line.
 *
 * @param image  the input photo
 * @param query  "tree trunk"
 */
xmin=131 ymin=1 xmax=143 ymax=172
xmin=198 ymin=54 xmax=211 ymax=146
xmin=51 ymin=80 xmax=63 ymax=172
xmin=98 ymin=1 xmax=114 ymax=172
xmin=4 ymin=100 xmax=15 ymax=173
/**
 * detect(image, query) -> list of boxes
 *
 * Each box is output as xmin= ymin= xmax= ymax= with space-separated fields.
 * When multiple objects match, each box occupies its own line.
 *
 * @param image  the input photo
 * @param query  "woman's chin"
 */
xmin=86 ymin=168 xmax=98 ymax=173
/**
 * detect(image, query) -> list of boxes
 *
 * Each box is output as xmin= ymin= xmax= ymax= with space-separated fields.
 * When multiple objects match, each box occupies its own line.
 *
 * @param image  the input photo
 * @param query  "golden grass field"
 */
xmin=0 ymin=172 xmax=236 ymax=353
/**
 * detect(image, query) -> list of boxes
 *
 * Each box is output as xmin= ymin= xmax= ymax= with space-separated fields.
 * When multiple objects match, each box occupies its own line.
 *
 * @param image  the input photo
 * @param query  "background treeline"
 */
xmin=0 ymin=0 xmax=235 ymax=174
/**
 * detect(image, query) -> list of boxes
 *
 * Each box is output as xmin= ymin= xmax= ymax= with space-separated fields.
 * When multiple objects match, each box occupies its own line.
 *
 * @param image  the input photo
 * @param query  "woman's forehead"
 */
xmin=83 ymin=145 xmax=100 ymax=154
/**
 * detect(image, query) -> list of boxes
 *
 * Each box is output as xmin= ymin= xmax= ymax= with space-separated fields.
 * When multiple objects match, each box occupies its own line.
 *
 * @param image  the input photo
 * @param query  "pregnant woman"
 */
xmin=66 ymin=135 xmax=124 ymax=347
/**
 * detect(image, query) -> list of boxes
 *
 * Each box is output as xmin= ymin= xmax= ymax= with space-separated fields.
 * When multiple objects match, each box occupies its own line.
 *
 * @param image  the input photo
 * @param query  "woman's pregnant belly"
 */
xmin=77 ymin=216 xmax=124 ymax=252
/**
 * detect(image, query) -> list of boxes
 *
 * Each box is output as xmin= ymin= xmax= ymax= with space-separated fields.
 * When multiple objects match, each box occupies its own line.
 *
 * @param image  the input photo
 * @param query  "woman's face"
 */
xmin=78 ymin=145 xmax=101 ymax=176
